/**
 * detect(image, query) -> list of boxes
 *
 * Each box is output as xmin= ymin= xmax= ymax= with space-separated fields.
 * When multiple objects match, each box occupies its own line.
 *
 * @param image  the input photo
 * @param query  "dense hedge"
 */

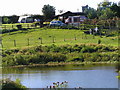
xmin=2 ymin=53 xmax=66 ymax=66
xmin=2 ymin=44 xmax=118 ymax=66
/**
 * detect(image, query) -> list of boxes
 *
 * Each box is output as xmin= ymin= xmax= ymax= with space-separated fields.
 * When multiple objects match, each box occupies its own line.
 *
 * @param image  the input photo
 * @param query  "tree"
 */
xmin=97 ymin=0 xmax=116 ymax=20
xmin=84 ymin=7 xmax=97 ymax=19
xmin=10 ymin=15 xmax=19 ymax=23
xmin=110 ymin=3 xmax=120 ymax=18
xmin=99 ymin=8 xmax=115 ymax=20
xmin=3 ymin=17 xmax=10 ymax=24
xmin=58 ymin=10 xmax=64 ymax=14
xmin=98 ymin=0 xmax=112 ymax=9
xmin=42 ymin=4 xmax=56 ymax=20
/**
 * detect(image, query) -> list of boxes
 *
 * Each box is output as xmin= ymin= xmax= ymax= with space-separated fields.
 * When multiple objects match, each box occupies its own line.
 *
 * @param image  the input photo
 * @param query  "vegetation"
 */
xmin=1 ymin=78 xmax=27 ymax=90
xmin=42 ymin=4 xmax=56 ymax=20
xmin=2 ymin=44 xmax=118 ymax=67
xmin=1 ymin=0 xmax=119 ymax=89
xmin=84 ymin=0 xmax=120 ymax=19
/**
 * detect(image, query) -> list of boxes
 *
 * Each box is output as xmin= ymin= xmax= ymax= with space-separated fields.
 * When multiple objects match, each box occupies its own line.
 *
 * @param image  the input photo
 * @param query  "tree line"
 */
xmin=84 ymin=0 xmax=120 ymax=19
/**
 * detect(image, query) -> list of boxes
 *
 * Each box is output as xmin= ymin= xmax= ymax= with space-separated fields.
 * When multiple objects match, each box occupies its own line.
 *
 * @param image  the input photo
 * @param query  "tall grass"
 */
xmin=2 ymin=44 xmax=118 ymax=66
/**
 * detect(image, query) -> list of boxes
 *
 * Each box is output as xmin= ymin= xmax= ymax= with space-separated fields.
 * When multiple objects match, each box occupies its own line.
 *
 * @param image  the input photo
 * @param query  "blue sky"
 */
xmin=0 ymin=0 xmax=119 ymax=16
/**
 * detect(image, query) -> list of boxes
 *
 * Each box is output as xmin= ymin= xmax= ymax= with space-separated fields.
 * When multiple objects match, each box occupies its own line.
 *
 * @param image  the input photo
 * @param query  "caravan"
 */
xmin=65 ymin=16 xmax=87 ymax=26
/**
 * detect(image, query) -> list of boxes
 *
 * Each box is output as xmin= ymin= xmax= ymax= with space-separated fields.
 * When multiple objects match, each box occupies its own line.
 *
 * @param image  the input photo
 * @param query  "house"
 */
xmin=54 ymin=11 xmax=87 ymax=26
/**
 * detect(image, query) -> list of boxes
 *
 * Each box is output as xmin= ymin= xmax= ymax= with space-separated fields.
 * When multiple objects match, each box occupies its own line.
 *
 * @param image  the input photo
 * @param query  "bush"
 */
xmin=14 ymin=55 xmax=28 ymax=65
xmin=16 ymin=25 xmax=22 ymax=29
xmin=1 ymin=78 xmax=27 ymax=90
xmin=81 ymin=46 xmax=95 ymax=53
xmin=2 ymin=55 xmax=15 ymax=66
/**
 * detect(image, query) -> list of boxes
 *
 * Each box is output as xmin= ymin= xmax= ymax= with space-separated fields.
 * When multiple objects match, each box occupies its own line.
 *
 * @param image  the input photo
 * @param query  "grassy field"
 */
xmin=1 ymin=28 xmax=118 ymax=49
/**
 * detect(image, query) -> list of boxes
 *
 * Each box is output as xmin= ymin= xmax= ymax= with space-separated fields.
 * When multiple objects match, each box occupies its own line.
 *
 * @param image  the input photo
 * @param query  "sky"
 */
xmin=0 ymin=0 xmax=119 ymax=16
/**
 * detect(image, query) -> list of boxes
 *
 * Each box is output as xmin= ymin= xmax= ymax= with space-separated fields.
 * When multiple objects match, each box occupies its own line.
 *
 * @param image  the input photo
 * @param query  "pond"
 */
xmin=1 ymin=64 xmax=119 ymax=88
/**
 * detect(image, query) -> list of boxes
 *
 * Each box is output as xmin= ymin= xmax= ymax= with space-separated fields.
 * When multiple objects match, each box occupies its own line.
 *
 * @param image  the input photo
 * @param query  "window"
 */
xmin=74 ymin=17 xmax=80 ymax=22
xmin=69 ymin=18 xmax=72 ymax=23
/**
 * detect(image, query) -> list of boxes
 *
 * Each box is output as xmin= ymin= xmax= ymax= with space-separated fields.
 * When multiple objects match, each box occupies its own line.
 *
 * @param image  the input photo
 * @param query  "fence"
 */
xmin=0 ymin=23 xmax=36 ymax=30
xmin=2 ymin=33 xmax=101 ymax=49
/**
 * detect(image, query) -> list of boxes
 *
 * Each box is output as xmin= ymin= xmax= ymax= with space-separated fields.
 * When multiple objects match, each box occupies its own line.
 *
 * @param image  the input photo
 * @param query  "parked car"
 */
xmin=49 ymin=21 xmax=66 ymax=26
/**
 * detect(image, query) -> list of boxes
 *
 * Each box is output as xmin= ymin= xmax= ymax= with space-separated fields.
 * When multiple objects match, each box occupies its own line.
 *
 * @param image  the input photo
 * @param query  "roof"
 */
xmin=55 ymin=11 xmax=86 ymax=18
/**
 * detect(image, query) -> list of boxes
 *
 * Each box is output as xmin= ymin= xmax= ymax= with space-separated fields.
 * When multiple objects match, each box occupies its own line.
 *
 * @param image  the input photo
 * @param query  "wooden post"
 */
xmin=64 ymin=36 xmax=66 ymax=42
xmin=39 ymin=37 xmax=42 ymax=44
xmin=12 ymin=25 xmax=14 ymax=29
xmin=40 ymin=38 xmax=42 ymax=44
xmin=4 ymin=25 xmax=6 ymax=29
xmin=14 ymin=40 xmax=16 ymax=47
xmin=74 ymin=35 xmax=76 ymax=40
xmin=53 ymin=36 xmax=55 ymax=43
xmin=27 ymin=24 xmax=29 ymax=28
xmin=27 ymin=38 xmax=29 ymax=46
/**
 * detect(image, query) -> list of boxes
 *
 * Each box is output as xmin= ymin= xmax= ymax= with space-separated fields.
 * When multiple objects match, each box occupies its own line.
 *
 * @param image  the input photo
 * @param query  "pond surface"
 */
xmin=1 ymin=64 xmax=119 ymax=88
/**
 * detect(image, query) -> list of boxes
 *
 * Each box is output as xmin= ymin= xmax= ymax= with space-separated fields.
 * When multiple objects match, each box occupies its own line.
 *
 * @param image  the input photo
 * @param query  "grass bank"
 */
xmin=2 ymin=44 xmax=118 ymax=67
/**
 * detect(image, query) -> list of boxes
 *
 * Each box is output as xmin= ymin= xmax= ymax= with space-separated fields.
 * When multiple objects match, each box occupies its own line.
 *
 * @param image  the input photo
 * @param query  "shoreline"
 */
xmin=3 ymin=61 xmax=118 ymax=68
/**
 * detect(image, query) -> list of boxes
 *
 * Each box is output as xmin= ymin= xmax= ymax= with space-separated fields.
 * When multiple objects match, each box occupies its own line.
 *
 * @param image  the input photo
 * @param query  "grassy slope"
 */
xmin=2 ymin=28 xmax=118 ymax=49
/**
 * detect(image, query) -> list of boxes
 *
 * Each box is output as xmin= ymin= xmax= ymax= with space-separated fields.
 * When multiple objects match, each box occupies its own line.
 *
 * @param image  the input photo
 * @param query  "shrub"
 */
xmin=16 ymin=25 xmax=22 ymax=29
xmin=1 ymin=78 xmax=27 ymax=90
xmin=2 ymin=55 xmax=15 ymax=66
xmin=81 ymin=46 xmax=95 ymax=53
xmin=14 ymin=55 xmax=28 ymax=65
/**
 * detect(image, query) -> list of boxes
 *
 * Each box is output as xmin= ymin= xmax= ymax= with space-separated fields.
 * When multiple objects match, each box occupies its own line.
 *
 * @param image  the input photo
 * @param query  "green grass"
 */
xmin=2 ymin=28 xmax=118 ymax=49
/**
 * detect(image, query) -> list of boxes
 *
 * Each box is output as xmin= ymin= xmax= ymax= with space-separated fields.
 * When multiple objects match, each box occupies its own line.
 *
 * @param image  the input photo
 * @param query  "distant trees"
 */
xmin=84 ymin=0 xmax=120 ymax=20
xmin=98 ymin=0 xmax=112 ymax=8
xmin=42 ymin=4 xmax=56 ymax=20
xmin=110 ymin=3 xmax=120 ymax=18
xmin=99 ymin=8 xmax=115 ymax=20
xmin=84 ymin=7 xmax=97 ymax=19
xmin=3 ymin=17 xmax=10 ymax=24
xmin=2 ymin=15 xmax=19 ymax=24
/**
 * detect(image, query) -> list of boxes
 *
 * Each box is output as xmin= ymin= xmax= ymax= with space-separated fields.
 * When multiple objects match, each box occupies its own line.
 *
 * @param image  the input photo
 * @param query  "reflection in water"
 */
xmin=1 ymin=64 xmax=119 ymax=88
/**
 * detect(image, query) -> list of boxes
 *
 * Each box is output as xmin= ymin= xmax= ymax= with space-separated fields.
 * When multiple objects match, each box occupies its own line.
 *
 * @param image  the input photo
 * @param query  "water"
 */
xmin=1 ymin=64 xmax=119 ymax=88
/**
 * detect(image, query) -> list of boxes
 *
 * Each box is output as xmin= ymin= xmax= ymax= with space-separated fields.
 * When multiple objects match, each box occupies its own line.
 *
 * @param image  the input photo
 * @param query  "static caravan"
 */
xmin=18 ymin=15 xmax=41 ymax=23
xmin=65 ymin=16 xmax=87 ymax=26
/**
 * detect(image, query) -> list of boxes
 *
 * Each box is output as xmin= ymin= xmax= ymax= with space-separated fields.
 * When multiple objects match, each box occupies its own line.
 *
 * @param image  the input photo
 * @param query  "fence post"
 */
xmin=27 ymin=38 xmax=29 ymax=46
xmin=64 ymin=36 xmax=66 ymax=42
xmin=40 ymin=38 xmax=42 ymax=44
xmin=74 ymin=34 xmax=76 ymax=40
xmin=12 ymin=25 xmax=14 ymax=29
xmin=39 ymin=37 xmax=42 ymax=44
xmin=53 ymin=36 xmax=55 ymax=43
xmin=14 ymin=40 xmax=16 ymax=47
xmin=27 ymin=24 xmax=29 ymax=28
xmin=4 ymin=25 xmax=6 ymax=29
